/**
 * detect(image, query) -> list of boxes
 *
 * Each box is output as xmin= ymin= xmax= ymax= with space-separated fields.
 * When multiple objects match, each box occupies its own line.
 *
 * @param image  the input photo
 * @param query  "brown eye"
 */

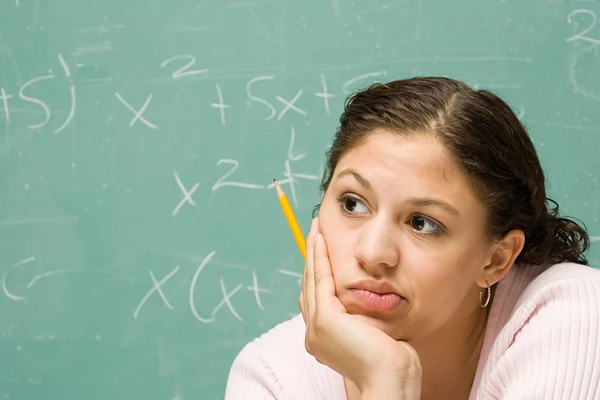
xmin=339 ymin=195 xmax=369 ymax=215
xmin=409 ymin=215 xmax=441 ymax=234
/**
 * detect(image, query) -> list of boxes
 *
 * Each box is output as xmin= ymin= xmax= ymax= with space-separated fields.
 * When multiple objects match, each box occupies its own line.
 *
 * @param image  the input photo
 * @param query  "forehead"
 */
xmin=334 ymin=130 xmax=480 ymax=204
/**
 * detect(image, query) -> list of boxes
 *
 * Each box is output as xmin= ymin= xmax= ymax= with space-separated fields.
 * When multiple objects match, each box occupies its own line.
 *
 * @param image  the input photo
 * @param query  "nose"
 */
xmin=354 ymin=216 xmax=400 ymax=274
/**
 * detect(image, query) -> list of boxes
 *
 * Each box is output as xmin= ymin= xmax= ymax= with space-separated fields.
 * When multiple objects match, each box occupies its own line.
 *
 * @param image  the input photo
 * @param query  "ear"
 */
xmin=478 ymin=229 xmax=525 ymax=287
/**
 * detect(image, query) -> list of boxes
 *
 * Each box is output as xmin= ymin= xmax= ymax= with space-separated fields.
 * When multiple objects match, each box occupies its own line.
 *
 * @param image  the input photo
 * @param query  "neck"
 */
xmin=409 ymin=303 xmax=490 ymax=400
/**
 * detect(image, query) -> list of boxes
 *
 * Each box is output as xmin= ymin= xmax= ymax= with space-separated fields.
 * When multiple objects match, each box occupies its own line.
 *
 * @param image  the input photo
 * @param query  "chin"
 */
xmin=349 ymin=311 xmax=406 ymax=341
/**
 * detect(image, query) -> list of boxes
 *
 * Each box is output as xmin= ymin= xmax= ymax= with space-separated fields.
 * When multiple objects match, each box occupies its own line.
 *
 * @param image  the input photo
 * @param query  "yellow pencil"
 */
xmin=273 ymin=179 xmax=306 ymax=260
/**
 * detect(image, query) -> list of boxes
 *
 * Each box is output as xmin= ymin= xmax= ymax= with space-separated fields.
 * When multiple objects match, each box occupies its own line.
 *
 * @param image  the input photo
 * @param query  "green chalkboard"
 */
xmin=0 ymin=1 xmax=599 ymax=399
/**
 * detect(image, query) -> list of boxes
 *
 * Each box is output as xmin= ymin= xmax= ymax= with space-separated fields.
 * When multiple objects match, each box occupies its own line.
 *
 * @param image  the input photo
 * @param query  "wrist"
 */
xmin=360 ymin=382 xmax=420 ymax=400
xmin=360 ymin=358 xmax=422 ymax=400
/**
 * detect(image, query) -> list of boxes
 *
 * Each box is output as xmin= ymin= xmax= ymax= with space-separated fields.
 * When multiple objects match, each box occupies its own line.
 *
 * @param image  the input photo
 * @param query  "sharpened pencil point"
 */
xmin=273 ymin=179 xmax=284 ymax=197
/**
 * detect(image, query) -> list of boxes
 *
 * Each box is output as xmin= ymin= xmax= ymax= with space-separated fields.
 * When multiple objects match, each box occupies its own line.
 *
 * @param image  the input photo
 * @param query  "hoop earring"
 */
xmin=479 ymin=281 xmax=491 ymax=308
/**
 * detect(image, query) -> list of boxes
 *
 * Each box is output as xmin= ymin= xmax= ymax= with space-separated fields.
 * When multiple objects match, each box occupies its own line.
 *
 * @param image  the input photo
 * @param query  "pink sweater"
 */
xmin=225 ymin=262 xmax=600 ymax=399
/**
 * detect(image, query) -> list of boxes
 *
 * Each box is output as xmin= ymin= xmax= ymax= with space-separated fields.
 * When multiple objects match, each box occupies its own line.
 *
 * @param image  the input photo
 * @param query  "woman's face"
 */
xmin=318 ymin=130 xmax=495 ymax=341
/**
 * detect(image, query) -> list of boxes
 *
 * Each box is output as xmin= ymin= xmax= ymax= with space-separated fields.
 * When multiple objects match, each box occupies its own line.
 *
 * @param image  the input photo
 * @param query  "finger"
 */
xmin=313 ymin=233 xmax=342 ymax=312
xmin=302 ymin=219 xmax=316 ymax=306
xmin=304 ymin=218 xmax=319 ymax=318
xmin=302 ymin=262 xmax=309 ymax=326
xmin=300 ymin=219 xmax=317 ymax=325
xmin=298 ymin=291 xmax=306 ymax=323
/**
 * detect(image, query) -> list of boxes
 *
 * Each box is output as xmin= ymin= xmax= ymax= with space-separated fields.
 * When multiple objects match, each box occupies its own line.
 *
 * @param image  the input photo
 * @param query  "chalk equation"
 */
xmin=0 ymin=51 xmax=386 ymax=131
xmin=567 ymin=6 xmax=600 ymax=101
xmin=0 ymin=53 xmax=75 ymax=132
xmin=6 ymin=236 xmax=599 ymax=324
xmin=133 ymin=250 xmax=272 ymax=323
xmin=2 ymin=251 xmax=304 ymax=324
xmin=172 ymin=125 xmax=320 ymax=218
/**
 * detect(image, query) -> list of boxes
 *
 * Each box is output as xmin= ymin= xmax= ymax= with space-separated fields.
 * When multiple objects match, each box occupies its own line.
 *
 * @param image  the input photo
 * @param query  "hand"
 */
xmin=299 ymin=218 xmax=422 ymax=398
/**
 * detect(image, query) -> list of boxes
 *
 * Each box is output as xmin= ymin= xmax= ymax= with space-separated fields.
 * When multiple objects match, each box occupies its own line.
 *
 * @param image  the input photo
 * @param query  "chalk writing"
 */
xmin=276 ymin=89 xmax=307 ymax=121
xmin=54 ymin=53 xmax=76 ymax=134
xmin=315 ymin=73 xmax=335 ymax=115
xmin=189 ymin=251 xmax=217 ymax=323
xmin=567 ymin=9 xmax=600 ymax=45
xmin=247 ymin=269 xmax=272 ymax=311
xmin=568 ymin=45 xmax=600 ymax=101
xmin=172 ymin=171 xmax=199 ymax=217
xmin=268 ymin=126 xmax=320 ymax=207
xmin=210 ymin=278 xmax=244 ymax=321
xmin=137 ymin=252 xmax=277 ymax=323
xmin=278 ymin=269 xmax=303 ymax=287
xmin=211 ymin=83 xmax=230 ymax=125
xmin=0 ymin=88 xmax=13 ymax=123
xmin=0 ymin=65 xmax=499 ymax=133
xmin=114 ymin=92 xmax=158 ymax=129
xmin=161 ymin=55 xmax=208 ymax=79
xmin=2 ymin=251 xmax=282 ymax=324
xmin=133 ymin=267 xmax=181 ymax=319
xmin=19 ymin=75 xmax=53 ymax=129
xmin=566 ymin=8 xmax=600 ymax=101
xmin=246 ymin=76 xmax=276 ymax=120
xmin=212 ymin=159 xmax=266 ymax=191
xmin=2 ymin=257 xmax=35 ymax=302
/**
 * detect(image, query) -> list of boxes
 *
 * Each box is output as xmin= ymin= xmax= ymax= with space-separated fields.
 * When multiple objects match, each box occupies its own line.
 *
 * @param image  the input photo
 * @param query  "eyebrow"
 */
xmin=405 ymin=197 xmax=460 ymax=216
xmin=335 ymin=168 xmax=371 ymax=190
xmin=335 ymin=168 xmax=460 ymax=216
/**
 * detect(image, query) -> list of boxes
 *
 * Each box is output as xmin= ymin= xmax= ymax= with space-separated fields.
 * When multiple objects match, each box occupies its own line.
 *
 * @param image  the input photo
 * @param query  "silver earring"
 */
xmin=479 ymin=281 xmax=491 ymax=308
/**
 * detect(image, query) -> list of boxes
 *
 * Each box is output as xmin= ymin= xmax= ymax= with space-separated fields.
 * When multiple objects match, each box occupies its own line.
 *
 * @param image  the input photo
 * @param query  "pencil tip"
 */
xmin=273 ymin=179 xmax=284 ymax=197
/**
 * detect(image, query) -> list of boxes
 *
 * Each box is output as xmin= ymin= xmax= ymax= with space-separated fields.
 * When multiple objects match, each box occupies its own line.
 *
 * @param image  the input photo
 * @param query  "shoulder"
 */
xmin=484 ymin=262 xmax=600 ymax=338
xmin=524 ymin=261 xmax=600 ymax=291
xmin=474 ymin=263 xmax=600 ymax=399
xmin=515 ymin=262 xmax=600 ymax=315
xmin=225 ymin=314 xmax=345 ymax=400
xmin=494 ymin=261 xmax=600 ymax=343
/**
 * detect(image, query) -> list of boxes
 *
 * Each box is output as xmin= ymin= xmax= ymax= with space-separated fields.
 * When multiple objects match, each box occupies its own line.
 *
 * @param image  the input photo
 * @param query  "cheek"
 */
xmin=326 ymin=238 xmax=356 ymax=280
xmin=404 ymin=242 xmax=486 ymax=310
xmin=407 ymin=232 xmax=488 ymax=278
xmin=318 ymin=202 xmax=357 ymax=281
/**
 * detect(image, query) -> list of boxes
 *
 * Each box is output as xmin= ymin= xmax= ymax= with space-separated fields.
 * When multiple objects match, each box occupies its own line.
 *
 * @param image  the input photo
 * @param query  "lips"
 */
xmin=347 ymin=279 xmax=405 ymax=312
xmin=348 ymin=279 xmax=401 ymax=296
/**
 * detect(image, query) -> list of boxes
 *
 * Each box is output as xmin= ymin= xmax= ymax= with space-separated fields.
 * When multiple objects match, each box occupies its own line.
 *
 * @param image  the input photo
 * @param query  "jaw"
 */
xmin=341 ymin=295 xmax=414 ymax=340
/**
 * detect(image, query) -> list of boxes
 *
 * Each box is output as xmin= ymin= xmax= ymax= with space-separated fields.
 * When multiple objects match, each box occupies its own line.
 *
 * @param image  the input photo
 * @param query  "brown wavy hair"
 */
xmin=316 ymin=77 xmax=590 ymax=266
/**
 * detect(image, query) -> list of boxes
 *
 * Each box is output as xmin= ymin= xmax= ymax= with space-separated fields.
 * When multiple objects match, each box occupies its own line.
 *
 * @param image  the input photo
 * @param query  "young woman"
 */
xmin=225 ymin=77 xmax=600 ymax=399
